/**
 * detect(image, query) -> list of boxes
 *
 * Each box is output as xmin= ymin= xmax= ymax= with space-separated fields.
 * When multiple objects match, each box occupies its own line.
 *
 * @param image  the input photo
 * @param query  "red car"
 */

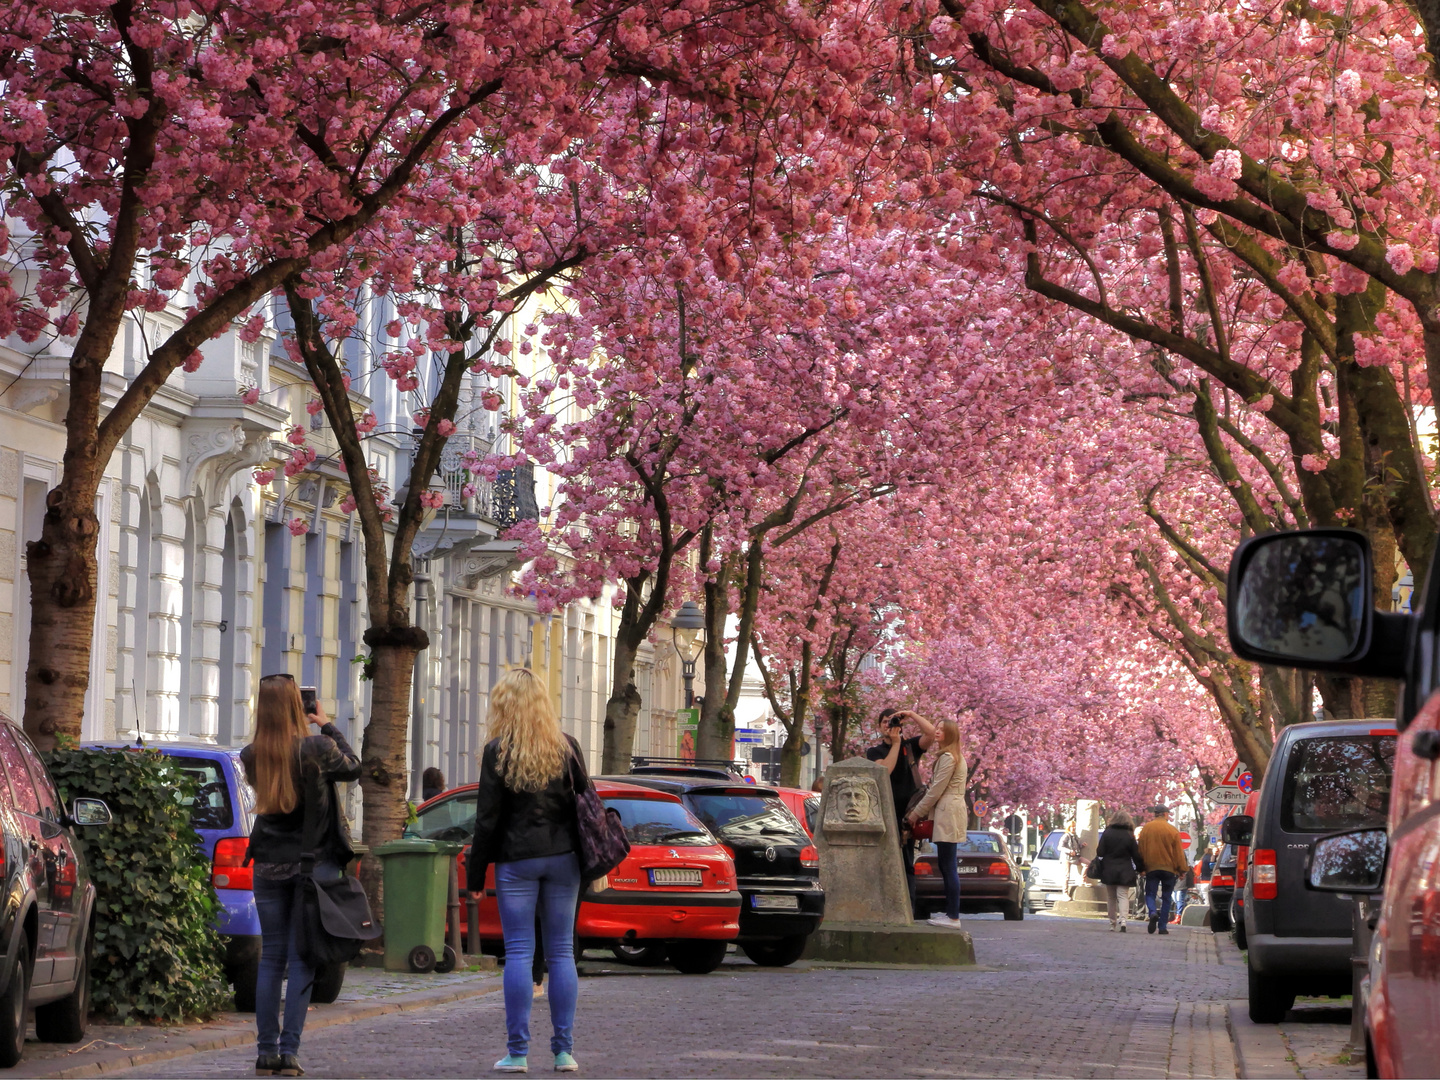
xmin=774 ymin=787 xmax=821 ymax=838
xmin=412 ymin=779 xmax=742 ymax=974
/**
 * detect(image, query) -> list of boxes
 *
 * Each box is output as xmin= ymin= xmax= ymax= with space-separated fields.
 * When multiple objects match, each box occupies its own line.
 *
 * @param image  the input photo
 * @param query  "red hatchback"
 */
xmin=412 ymin=779 xmax=742 ymax=974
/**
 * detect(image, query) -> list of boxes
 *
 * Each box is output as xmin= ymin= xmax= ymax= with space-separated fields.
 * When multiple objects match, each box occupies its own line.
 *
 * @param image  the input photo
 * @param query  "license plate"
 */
xmin=958 ymin=866 xmax=980 ymax=874
xmin=648 ymin=868 xmax=702 ymax=886
xmin=751 ymin=894 xmax=799 ymax=910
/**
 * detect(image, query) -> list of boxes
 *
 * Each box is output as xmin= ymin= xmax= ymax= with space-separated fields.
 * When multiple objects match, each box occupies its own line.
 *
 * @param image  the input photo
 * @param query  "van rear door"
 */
xmin=1268 ymin=730 xmax=1395 ymax=938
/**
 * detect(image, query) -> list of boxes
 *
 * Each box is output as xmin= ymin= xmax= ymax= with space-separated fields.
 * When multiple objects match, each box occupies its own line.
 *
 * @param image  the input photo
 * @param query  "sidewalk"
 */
xmin=10 ymin=964 xmax=500 ymax=1079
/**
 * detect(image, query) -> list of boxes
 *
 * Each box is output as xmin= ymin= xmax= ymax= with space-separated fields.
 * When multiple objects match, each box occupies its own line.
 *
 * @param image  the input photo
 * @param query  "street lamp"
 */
xmin=671 ymin=600 xmax=705 ymax=708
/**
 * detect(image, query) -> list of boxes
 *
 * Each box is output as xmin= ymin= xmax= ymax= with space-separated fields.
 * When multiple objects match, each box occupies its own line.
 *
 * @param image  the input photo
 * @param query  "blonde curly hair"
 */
xmin=489 ymin=668 xmax=569 ymax=792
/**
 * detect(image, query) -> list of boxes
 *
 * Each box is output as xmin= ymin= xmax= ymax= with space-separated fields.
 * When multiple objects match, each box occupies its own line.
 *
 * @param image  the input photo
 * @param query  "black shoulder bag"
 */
xmin=566 ymin=751 xmax=630 ymax=881
xmin=294 ymin=770 xmax=382 ymax=969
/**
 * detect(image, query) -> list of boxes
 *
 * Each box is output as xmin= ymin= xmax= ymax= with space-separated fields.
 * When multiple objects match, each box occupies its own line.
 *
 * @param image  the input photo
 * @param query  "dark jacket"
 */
xmin=466 ymin=734 xmax=583 ymax=893
xmin=1095 ymin=823 xmax=1145 ymax=888
xmin=241 ymin=722 xmax=361 ymax=866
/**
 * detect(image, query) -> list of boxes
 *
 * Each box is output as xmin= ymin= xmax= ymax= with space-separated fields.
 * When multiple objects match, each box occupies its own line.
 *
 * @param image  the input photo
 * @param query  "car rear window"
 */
xmin=958 ymin=833 xmax=1004 ymax=854
xmin=605 ymin=797 xmax=713 ymax=846
xmin=1281 ymin=734 xmax=1395 ymax=833
xmin=170 ymin=756 xmax=234 ymax=830
xmin=414 ymin=794 xmax=478 ymax=842
xmin=687 ymin=792 xmax=807 ymax=840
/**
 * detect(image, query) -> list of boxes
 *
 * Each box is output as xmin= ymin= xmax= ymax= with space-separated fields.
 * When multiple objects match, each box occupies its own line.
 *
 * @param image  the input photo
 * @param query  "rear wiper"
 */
xmin=658 ymin=830 xmax=708 ymax=841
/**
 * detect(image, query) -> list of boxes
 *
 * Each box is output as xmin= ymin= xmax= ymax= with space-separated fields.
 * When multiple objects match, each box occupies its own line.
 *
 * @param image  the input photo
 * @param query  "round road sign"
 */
xmin=973 ymin=800 xmax=990 ymax=819
xmin=1237 ymin=771 xmax=1254 ymax=794
xmin=1179 ymin=831 xmax=1193 ymax=856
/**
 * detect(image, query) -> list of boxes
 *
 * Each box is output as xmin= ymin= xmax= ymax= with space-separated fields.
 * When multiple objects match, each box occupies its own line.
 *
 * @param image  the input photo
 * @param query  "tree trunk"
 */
xmin=357 ymin=629 xmax=426 ymax=916
xmin=23 ymin=484 xmax=102 ymax=749
xmin=601 ymin=632 xmax=644 ymax=774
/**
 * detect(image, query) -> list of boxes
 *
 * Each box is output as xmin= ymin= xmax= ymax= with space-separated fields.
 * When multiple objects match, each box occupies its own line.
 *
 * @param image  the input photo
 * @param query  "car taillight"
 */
xmin=914 ymin=861 xmax=934 ymax=876
xmin=1212 ymin=873 xmax=1234 ymax=887
xmin=1252 ymin=850 xmax=1277 ymax=899
xmin=54 ymin=859 xmax=76 ymax=904
xmin=212 ymin=837 xmax=253 ymax=891
xmin=1236 ymin=857 xmax=1248 ymax=889
xmin=800 ymin=846 xmax=818 ymax=869
xmin=988 ymin=861 xmax=1010 ymax=876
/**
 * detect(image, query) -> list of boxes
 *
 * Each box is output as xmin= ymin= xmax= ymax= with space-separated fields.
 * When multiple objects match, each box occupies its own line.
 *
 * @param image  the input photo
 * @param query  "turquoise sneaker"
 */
xmin=494 ymin=1055 xmax=528 ymax=1073
xmin=554 ymin=1052 xmax=578 ymax=1072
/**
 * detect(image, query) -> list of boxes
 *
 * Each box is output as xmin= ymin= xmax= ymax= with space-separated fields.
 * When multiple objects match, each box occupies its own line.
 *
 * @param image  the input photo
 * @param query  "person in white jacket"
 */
xmin=905 ymin=719 xmax=969 ymax=929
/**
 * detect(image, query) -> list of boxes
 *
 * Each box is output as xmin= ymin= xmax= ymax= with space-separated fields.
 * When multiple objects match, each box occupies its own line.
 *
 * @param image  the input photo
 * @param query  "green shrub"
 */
xmin=45 ymin=747 xmax=230 ymax=1024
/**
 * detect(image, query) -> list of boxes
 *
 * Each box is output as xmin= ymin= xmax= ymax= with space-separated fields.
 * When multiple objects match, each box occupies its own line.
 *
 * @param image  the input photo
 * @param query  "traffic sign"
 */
xmin=1237 ymin=771 xmax=1254 ymax=794
xmin=1206 ymin=786 xmax=1249 ymax=805
xmin=1179 ymin=831 xmax=1193 ymax=856
xmin=973 ymin=800 xmax=990 ymax=819
xmin=1003 ymin=814 xmax=1023 ymax=834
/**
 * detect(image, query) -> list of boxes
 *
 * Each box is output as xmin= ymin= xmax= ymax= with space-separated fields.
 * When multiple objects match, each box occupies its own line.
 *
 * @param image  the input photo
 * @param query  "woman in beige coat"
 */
xmin=905 ymin=719 xmax=968 ymax=929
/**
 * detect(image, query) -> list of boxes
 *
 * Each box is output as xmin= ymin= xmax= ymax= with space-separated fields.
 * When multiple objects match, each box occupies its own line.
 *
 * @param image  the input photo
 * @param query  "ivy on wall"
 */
xmin=46 ymin=748 xmax=230 ymax=1023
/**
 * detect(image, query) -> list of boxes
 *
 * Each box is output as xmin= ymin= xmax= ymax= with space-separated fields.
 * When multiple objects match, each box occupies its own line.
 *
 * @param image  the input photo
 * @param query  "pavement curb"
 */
xmin=15 ymin=979 xmax=502 ymax=1080
xmin=1228 ymin=1002 xmax=1300 ymax=1079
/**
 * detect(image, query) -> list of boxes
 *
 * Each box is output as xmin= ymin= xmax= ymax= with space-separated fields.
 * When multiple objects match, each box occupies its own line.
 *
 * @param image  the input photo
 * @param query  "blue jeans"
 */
xmin=495 ymin=852 xmax=581 ymax=1057
xmin=253 ymin=862 xmax=341 ymax=1057
xmin=934 ymin=841 xmax=962 ymax=919
xmin=1145 ymin=870 xmax=1177 ymax=925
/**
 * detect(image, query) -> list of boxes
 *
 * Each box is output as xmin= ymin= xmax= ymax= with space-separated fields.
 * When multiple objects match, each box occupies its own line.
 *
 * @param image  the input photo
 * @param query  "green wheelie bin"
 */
xmin=373 ymin=838 xmax=464 ymax=973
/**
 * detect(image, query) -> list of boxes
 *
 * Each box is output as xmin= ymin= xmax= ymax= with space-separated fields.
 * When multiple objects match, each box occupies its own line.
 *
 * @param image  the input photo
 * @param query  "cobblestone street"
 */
xmin=116 ymin=914 xmax=1258 ymax=1079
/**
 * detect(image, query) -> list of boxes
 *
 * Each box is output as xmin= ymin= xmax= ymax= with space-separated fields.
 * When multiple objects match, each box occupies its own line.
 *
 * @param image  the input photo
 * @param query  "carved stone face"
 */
xmin=827 ymin=776 xmax=881 ymax=825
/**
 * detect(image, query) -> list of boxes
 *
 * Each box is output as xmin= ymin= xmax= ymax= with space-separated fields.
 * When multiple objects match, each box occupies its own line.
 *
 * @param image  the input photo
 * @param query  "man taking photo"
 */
xmin=864 ymin=707 xmax=936 ymax=918
xmin=1136 ymin=804 xmax=1189 ymax=935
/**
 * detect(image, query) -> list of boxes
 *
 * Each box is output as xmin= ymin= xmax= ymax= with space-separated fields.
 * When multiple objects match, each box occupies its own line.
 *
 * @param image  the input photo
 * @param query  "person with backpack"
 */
xmin=1093 ymin=811 xmax=1145 ymax=932
xmin=466 ymin=669 xmax=587 ymax=1074
xmin=241 ymin=674 xmax=361 ymax=1078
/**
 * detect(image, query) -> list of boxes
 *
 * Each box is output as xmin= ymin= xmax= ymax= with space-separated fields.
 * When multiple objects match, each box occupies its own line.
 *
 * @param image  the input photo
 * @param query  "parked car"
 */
xmin=1025 ymin=829 xmax=1068 ymax=911
xmin=1207 ymin=843 xmax=1238 ymax=933
xmin=86 ymin=741 xmax=348 ymax=1010
xmin=1221 ymin=718 xmax=1396 ymax=1022
xmin=775 ymin=787 xmax=821 ymax=838
xmin=1225 ymin=526 xmax=1440 ymax=1072
xmin=1228 ymin=790 xmax=1262 ymax=949
xmin=914 ymin=831 xmax=1025 ymax=919
xmin=612 ymin=774 xmax=823 ymax=966
xmin=0 ymin=713 xmax=112 ymax=1066
xmin=413 ymin=779 xmax=742 ymax=974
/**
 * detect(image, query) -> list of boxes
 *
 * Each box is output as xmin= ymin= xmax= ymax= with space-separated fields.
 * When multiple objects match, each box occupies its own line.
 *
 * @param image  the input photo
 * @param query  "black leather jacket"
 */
xmin=466 ymin=735 xmax=583 ymax=892
xmin=241 ymin=723 xmax=362 ymax=866
xmin=1095 ymin=824 xmax=1146 ymax=888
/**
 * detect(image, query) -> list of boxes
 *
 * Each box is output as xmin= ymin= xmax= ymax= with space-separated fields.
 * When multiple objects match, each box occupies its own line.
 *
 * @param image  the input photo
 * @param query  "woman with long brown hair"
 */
xmin=241 ymin=675 xmax=360 ymax=1077
xmin=906 ymin=718 xmax=969 ymax=929
xmin=466 ymin=668 xmax=586 ymax=1074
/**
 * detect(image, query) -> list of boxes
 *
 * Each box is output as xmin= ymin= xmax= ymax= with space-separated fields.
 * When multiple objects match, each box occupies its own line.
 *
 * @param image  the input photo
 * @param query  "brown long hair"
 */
xmin=251 ymin=675 xmax=309 ymax=814
xmin=935 ymin=719 xmax=963 ymax=760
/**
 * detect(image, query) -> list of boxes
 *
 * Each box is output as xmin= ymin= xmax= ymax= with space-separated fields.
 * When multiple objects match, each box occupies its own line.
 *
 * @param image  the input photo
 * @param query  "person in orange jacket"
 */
xmin=1136 ymin=805 xmax=1188 ymax=935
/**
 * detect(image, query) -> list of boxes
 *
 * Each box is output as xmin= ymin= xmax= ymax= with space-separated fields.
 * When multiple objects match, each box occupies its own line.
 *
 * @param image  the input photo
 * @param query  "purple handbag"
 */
xmin=567 ymin=753 xmax=630 ymax=881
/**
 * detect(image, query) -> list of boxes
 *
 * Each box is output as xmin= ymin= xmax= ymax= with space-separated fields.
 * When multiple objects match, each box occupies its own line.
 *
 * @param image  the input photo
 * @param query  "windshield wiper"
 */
xmin=657 ymin=830 xmax=709 ymax=841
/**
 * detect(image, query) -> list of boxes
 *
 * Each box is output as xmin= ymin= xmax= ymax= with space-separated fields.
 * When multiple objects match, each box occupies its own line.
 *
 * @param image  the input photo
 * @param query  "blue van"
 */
xmin=85 ymin=742 xmax=345 ymax=1008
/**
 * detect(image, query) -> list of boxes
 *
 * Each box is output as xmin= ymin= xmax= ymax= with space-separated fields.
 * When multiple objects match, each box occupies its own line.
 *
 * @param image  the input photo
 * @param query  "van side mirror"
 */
xmin=1220 ymin=815 xmax=1253 ymax=845
xmin=1307 ymin=828 xmax=1387 ymax=893
xmin=68 ymin=798 xmax=111 ymax=827
xmin=1227 ymin=529 xmax=1408 ymax=679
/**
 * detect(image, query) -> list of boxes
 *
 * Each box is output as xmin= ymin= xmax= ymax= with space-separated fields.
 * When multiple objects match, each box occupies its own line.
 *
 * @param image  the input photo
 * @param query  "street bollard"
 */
xmin=1348 ymin=895 xmax=1375 ymax=1050
xmin=447 ymin=858 xmax=463 ymax=964
xmin=467 ymin=890 xmax=481 ymax=957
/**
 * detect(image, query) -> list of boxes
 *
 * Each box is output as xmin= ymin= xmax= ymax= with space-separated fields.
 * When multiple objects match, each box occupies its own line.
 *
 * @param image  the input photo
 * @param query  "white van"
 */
xmin=1025 ymin=830 xmax=1070 ymax=911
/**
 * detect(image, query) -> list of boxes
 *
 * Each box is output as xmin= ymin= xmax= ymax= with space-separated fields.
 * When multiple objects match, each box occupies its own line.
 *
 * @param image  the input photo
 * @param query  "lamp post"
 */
xmin=671 ymin=600 xmax=705 ymax=708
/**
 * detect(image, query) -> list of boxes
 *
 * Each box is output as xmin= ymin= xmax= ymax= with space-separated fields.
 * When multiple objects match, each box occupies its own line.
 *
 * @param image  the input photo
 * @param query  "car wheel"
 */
xmin=0 ymin=937 xmax=29 ymax=1067
xmin=1247 ymin=962 xmax=1295 ymax=1024
xmin=1211 ymin=911 xmax=1231 ymax=933
xmin=610 ymin=942 xmax=667 ymax=966
xmin=667 ymin=941 xmax=728 ymax=974
xmin=1232 ymin=920 xmax=1248 ymax=951
xmin=310 ymin=962 xmax=346 ymax=1004
xmin=1003 ymin=901 xmax=1024 ymax=921
xmin=740 ymin=935 xmax=807 ymax=967
xmin=230 ymin=955 xmax=259 ymax=1012
xmin=35 ymin=936 xmax=88 ymax=1043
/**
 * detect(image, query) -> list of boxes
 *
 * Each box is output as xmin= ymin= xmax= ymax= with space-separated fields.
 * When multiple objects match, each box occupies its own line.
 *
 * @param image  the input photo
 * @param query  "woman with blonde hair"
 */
xmin=1093 ymin=810 xmax=1145 ymax=931
xmin=240 ymin=674 xmax=361 ymax=1077
xmin=905 ymin=718 xmax=968 ymax=929
xmin=466 ymin=668 xmax=586 ymax=1073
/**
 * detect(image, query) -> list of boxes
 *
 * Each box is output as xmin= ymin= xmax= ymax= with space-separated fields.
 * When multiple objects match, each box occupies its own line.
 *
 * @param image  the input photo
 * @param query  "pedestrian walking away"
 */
xmin=466 ymin=668 xmax=586 ymax=1075
xmin=241 ymin=674 xmax=362 ymax=1078
xmin=905 ymin=719 xmax=968 ymax=929
xmin=865 ymin=707 xmax=936 ymax=917
xmin=1092 ymin=811 xmax=1144 ymax=932
xmin=1136 ymin=805 xmax=1188 ymax=936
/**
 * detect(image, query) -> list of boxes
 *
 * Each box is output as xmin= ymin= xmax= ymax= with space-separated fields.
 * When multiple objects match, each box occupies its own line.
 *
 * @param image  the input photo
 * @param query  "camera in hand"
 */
xmin=300 ymin=686 xmax=318 ymax=716
xmin=887 ymin=718 xmax=903 ymax=729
